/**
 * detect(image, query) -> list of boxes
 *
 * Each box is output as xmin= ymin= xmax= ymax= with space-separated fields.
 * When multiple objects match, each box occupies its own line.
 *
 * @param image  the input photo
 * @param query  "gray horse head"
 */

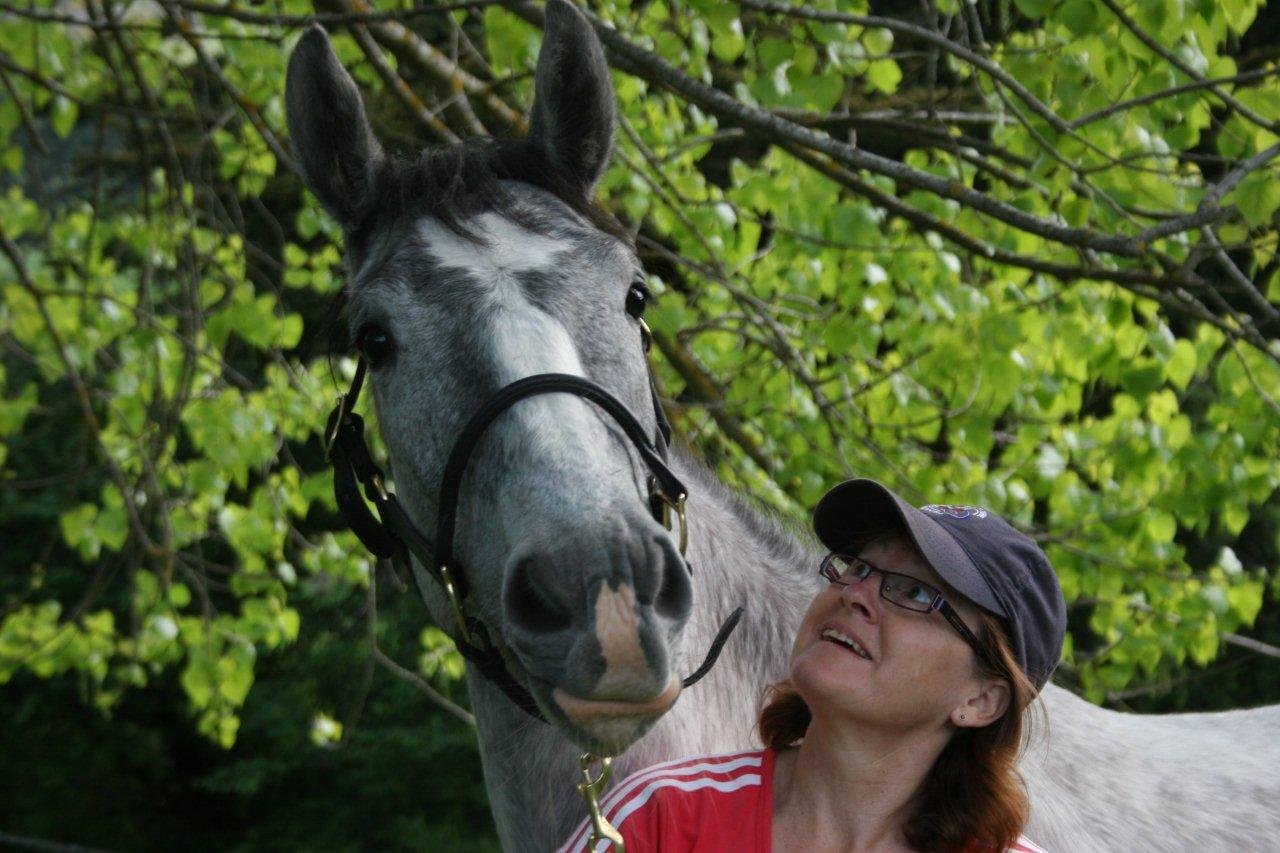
xmin=285 ymin=0 xmax=693 ymax=753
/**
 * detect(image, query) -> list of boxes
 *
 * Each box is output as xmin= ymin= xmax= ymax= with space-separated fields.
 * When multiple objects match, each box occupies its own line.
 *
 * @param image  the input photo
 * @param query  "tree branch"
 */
xmin=500 ymin=1 xmax=1229 ymax=262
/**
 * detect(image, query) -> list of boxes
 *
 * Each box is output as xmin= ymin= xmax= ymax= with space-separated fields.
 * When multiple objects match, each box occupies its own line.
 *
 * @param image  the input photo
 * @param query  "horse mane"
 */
xmin=351 ymin=139 xmax=631 ymax=250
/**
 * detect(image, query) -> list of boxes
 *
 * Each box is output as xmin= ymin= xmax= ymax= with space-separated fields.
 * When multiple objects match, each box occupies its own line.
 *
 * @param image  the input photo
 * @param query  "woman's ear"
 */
xmin=951 ymin=679 xmax=1011 ymax=729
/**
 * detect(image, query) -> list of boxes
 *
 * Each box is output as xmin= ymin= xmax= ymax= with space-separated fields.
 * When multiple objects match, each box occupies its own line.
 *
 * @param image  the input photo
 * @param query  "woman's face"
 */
xmin=789 ymin=533 xmax=992 ymax=734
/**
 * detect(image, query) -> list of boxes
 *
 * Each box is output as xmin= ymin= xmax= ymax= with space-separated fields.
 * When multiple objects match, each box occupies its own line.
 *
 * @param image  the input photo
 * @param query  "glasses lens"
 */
xmin=820 ymin=554 xmax=848 ymax=582
xmin=881 ymin=573 xmax=940 ymax=612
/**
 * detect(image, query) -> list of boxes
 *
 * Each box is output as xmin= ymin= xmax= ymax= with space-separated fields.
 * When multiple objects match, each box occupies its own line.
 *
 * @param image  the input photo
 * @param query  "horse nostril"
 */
xmin=653 ymin=537 xmax=692 ymax=623
xmin=504 ymin=556 xmax=574 ymax=635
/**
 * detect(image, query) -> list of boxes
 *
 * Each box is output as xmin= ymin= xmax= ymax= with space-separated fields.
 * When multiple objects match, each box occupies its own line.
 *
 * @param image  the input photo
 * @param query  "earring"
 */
xmin=959 ymin=714 xmax=966 ymax=721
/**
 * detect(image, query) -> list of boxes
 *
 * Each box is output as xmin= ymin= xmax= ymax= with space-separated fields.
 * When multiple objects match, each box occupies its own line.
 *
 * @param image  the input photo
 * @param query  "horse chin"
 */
xmin=541 ymin=676 xmax=681 ymax=755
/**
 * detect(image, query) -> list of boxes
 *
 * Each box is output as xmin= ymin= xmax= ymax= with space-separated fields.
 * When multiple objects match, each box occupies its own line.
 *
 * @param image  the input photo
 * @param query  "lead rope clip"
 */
xmin=578 ymin=753 xmax=624 ymax=852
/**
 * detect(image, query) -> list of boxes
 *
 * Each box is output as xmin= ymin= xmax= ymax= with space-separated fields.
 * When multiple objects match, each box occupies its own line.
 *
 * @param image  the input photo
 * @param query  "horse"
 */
xmin=284 ymin=2 xmax=1280 ymax=850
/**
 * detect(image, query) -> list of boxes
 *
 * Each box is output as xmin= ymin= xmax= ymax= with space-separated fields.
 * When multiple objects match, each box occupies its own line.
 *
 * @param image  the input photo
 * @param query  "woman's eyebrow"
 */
xmin=855 ymin=555 xmax=887 ymax=573
xmin=860 ymin=554 xmax=942 ymax=587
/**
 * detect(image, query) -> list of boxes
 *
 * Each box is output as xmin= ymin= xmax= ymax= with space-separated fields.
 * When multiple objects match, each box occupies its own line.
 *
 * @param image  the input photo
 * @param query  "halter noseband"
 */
xmin=324 ymin=346 xmax=743 ymax=723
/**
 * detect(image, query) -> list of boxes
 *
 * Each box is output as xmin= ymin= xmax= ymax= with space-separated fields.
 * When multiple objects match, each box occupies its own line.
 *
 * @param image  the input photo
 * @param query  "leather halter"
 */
xmin=324 ymin=343 xmax=743 ymax=723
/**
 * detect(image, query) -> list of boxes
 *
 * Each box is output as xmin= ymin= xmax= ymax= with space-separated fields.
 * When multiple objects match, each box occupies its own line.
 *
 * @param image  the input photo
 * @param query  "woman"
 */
xmin=560 ymin=478 xmax=1066 ymax=852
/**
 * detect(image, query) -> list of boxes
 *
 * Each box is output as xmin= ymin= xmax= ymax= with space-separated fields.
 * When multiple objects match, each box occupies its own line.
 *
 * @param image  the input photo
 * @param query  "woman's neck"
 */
xmin=772 ymin=715 xmax=951 ymax=852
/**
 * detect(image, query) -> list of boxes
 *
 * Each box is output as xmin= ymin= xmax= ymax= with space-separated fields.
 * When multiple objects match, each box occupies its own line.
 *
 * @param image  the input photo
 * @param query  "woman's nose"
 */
xmin=839 ymin=572 xmax=882 ymax=621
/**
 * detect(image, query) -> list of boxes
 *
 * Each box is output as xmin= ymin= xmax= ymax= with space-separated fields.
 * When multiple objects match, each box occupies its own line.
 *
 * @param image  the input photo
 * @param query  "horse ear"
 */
xmin=526 ymin=0 xmax=615 ymax=199
xmin=285 ymin=25 xmax=384 ymax=228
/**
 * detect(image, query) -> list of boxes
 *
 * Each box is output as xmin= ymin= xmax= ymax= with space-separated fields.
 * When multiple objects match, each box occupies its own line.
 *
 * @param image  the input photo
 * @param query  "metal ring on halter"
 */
xmin=438 ymin=565 xmax=470 ymax=641
xmin=370 ymin=472 xmax=390 ymax=502
xmin=657 ymin=492 xmax=688 ymax=556
xmin=323 ymin=392 xmax=349 ymax=458
xmin=578 ymin=753 xmax=625 ymax=852
xmin=637 ymin=317 xmax=653 ymax=353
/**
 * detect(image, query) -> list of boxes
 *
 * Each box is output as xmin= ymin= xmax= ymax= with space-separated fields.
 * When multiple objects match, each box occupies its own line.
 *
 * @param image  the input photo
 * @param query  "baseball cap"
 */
xmin=812 ymin=479 xmax=1067 ymax=690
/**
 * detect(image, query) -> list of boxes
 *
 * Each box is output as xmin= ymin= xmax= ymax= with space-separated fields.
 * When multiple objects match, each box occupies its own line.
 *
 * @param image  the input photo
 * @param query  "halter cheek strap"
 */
xmin=325 ymin=357 xmax=744 ymax=724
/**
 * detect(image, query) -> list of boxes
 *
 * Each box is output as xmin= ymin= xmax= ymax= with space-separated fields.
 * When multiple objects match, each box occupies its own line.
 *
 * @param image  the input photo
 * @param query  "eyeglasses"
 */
xmin=819 ymin=553 xmax=988 ymax=664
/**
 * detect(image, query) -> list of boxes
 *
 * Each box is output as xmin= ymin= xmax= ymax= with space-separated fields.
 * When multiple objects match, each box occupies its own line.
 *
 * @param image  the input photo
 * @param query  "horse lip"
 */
xmin=552 ymin=675 xmax=681 ymax=723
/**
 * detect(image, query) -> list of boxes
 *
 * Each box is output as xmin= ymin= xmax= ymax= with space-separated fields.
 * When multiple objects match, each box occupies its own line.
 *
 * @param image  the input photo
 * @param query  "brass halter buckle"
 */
xmin=437 ymin=564 xmax=471 ymax=643
xmin=578 ymin=753 xmax=624 ymax=852
xmin=657 ymin=491 xmax=688 ymax=556
xmin=368 ymin=471 xmax=471 ymax=644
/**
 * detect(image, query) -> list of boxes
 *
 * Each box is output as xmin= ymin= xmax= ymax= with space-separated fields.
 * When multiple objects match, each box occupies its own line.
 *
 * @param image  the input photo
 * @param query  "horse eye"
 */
xmin=626 ymin=277 xmax=650 ymax=318
xmin=356 ymin=323 xmax=395 ymax=367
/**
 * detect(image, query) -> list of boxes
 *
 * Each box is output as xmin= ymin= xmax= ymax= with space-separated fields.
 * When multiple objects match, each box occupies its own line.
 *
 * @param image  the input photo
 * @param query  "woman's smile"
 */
xmin=818 ymin=623 xmax=874 ymax=660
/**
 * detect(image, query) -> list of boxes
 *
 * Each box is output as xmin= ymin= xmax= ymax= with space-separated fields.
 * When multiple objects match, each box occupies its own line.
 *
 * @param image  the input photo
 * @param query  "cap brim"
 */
xmin=812 ymin=479 xmax=1007 ymax=617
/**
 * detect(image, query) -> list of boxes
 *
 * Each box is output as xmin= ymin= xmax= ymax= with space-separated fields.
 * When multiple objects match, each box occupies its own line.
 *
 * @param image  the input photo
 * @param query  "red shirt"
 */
xmin=558 ymin=748 xmax=1048 ymax=852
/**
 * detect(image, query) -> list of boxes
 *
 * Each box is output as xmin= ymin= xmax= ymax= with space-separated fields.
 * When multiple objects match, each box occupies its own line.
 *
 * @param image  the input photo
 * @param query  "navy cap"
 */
xmin=812 ymin=479 xmax=1067 ymax=690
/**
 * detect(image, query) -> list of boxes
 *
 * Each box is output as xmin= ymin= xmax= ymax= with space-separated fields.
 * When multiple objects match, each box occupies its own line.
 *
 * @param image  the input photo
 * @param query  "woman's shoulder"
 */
xmin=556 ymin=748 xmax=772 ymax=852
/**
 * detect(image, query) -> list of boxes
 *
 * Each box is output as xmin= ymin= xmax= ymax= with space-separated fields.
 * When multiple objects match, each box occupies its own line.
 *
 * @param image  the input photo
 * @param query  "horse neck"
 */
xmin=470 ymin=448 xmax=817 ymax=851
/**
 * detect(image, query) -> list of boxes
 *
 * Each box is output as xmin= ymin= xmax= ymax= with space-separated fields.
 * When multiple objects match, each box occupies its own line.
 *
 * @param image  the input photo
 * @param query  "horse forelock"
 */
xmin=346 ymin=139 xmax=630 ymax=253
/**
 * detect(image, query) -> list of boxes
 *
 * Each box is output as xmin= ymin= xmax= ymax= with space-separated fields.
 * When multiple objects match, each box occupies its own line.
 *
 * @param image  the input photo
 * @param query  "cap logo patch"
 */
xmin=922 ymin=504 xmax=988 ymax=520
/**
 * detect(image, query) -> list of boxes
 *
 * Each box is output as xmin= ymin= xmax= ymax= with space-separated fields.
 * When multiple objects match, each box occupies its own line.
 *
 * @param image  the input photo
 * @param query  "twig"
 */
xmin=173 ymin=0 xmax=501 ymax=28
xmin=372 ymin=647 xmax=476 ymax=726
xmin=366 ymin=562 xmax=475 ymax=727
xmin=337 ymin=0 xmax=525 ymax=132
xmin=161 ymin=5 xmax=300 ymax=176
xmin=0 ymin=222 xmax=159 ymax=558
xmin=1223 ymin=632 xmax=1280 ymax=660
xmin=0 ymin=60 xmax=48 ymax=155
xmin=1069 ymin=66 xmax=1280 ymax=129
xmin=737 ymin=0 xmax=1077 ymax=140
xmin=1199 ymin=226 xmax=1280 ymax=325
xmin=345 ymin=19 xmax=460 ymax=142
xmin=650 ymin=329 xmax=775 ymax=474
xmin=0 ymin=831 xmax=108 ymax=852
xmin=1199 ymin=140 xmax=1280 ymax=210
xmin=1097 ymin=0 xmax=1278 ymax=133
xmin=500 ymin=1 xmax=1233 ymax=262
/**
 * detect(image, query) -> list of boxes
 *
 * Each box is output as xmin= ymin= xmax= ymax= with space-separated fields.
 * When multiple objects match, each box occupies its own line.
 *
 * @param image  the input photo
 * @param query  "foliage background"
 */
xmin=1 ymin=0 xmax=1278 ymax=848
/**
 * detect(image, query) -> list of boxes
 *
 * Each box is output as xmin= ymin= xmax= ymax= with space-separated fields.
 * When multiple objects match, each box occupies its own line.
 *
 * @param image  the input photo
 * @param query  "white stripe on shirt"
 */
xmin=559 ymin=750 xmax=764 ymax=852
xmin=588 ymin=774 xmax=764 ymax=853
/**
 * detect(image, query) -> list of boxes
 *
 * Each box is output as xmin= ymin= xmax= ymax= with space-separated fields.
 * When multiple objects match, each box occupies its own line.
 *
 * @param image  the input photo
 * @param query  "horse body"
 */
xmin=1021 ymin=688 xmax=1280 ymax=851
xmin=285 ymin=3 xmax=1280 ymax=849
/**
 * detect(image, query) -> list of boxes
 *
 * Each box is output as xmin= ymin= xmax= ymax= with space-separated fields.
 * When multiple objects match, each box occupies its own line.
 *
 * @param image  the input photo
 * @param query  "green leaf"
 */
xmin=1164 ymin=339 xmax=1197 ymax=389
xmin=1058 ymin=0 xmax=1100 ymax=37
xmin=865 ymin=59 xmax=902 ymax=94
xmin=60 ymin=503 xmax=101 ymax=561
xmin=1013 ymin=0 xmax=1054 ymax=18
xmin=1226 ymin=581 xmax=1263 ymax=624
xmin=1227 ymin=171 xmax=1280 ymax=227
xmin=1145 ymin=511 xmax=1176 ymax=543
xmin=795 ymin=73 xmax=844 ymax=112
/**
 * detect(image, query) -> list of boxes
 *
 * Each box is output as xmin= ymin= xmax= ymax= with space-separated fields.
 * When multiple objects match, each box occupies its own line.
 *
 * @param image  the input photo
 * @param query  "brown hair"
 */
xmin=758 ymin=610 xmax=1040 ymax=853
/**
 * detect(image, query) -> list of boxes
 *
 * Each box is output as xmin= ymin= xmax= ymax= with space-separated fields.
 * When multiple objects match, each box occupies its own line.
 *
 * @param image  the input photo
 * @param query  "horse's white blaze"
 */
xmin=593 ymin=582 xmax=649 ymax=693
xmin=421 ymin=212 xmax=564 ymax=280
xmin=487 ymin=298 xmax=584 ymax=384
xmin=421 ymin=213 xmax=605 ymax=467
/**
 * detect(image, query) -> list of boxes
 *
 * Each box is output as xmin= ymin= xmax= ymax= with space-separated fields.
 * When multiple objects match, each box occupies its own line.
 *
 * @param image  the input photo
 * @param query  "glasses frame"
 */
xmin=819 ymin=553 xmax=989 ymax=665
